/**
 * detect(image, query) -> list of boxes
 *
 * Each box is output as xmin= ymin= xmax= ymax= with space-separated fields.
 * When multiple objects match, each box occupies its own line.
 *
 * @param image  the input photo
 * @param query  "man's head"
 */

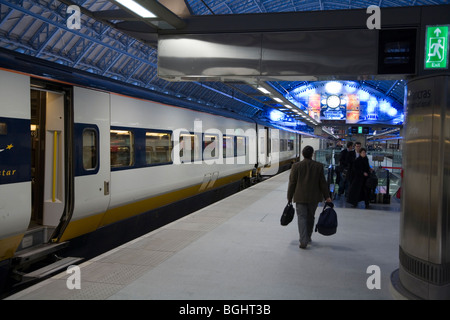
xmin=302 ymin=145 xmax=314 ymax=159
xmin=346 ymin=141 xmax=354 ymax=150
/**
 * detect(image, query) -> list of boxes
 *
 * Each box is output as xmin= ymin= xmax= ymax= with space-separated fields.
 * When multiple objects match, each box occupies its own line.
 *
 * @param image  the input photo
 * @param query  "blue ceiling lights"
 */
xmin=286 ymin=81 xmax=405 ymax=125
xmin=269 ymin=109 xmax=284 ymax=122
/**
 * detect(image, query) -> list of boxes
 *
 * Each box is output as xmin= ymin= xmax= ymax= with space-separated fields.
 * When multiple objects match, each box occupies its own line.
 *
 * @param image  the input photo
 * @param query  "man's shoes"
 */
xmin=299 ymin=243 xmax=307 ymax=249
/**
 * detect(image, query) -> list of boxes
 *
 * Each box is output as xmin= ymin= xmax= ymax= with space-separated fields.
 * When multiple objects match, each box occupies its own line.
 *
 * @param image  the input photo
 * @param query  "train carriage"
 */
xmin=0 ymin=65 xmax=301 ymax=294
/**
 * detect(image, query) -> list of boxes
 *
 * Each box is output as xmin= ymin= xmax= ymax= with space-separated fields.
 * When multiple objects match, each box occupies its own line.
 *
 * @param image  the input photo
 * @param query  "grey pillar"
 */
xmin=394 ymin=74 xmax=450 ymax=299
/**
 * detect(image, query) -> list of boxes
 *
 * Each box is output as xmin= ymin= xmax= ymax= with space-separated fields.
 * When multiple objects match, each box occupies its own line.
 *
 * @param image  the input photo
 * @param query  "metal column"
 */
xmin=397 ymin=74 xmax=450 ymax=299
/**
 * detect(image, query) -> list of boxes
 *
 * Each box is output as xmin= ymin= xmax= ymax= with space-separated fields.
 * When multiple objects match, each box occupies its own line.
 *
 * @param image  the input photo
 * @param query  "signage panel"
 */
xmin=425 ymin=25 xmax=449 ymax=70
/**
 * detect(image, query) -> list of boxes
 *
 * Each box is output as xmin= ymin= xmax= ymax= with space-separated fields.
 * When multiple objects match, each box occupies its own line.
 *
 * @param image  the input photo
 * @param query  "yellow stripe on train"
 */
xmin=0 ymin=234 xmax=24 ymax=260
xmin=59 ymin=171 xmax=251 ymax=242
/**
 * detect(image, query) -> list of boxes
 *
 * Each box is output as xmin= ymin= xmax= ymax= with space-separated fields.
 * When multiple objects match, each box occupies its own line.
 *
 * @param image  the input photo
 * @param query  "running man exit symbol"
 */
xmin=425 ymin=25 xmax=449 ymax=69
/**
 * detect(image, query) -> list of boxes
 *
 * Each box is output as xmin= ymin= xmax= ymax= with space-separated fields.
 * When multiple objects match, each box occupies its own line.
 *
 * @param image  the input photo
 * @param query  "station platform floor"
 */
xmin=5 ymin=170 xmax=401 ymax=300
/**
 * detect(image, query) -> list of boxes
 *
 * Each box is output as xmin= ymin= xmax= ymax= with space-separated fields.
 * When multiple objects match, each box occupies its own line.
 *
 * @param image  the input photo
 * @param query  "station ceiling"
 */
xmin=0 ymin=0 xmax=448 ymax=139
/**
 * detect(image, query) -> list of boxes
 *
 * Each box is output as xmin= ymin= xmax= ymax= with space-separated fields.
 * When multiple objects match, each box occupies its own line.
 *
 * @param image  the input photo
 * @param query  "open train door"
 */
xmin=0 ymin=73 xmax=72 ymax=258
xmin=1 ymin=72 xmax=76 ymax=280
xmin=26 ymin=79 xmax=74 ymax=248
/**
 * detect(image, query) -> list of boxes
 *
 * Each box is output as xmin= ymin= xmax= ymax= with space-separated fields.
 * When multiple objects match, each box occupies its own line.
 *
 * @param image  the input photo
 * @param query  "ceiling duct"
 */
xmin=158 ymin=29 xmax=382 ymax=82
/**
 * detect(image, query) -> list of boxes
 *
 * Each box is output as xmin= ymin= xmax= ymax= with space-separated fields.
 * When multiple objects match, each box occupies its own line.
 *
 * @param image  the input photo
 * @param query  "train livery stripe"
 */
xmin=59 ymin=170 xmax=252 ymax=242
xmin=0 ymin=234 xmax=24 ymax=260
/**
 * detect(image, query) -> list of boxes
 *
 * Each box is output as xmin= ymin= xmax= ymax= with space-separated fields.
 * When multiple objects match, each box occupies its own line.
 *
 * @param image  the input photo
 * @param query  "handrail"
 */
xmin=52 ymin=130 xmax=57 ymax=202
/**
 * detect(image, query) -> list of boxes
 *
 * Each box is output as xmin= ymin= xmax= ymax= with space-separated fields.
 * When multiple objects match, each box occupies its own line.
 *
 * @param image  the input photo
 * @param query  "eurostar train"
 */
xmin=0 ymin=56 xmax=302 ymax=294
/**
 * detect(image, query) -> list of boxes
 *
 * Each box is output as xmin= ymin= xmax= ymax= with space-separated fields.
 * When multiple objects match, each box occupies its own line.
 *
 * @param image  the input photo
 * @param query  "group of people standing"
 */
xmin=337 ymin=141 xmax=373 ymax=209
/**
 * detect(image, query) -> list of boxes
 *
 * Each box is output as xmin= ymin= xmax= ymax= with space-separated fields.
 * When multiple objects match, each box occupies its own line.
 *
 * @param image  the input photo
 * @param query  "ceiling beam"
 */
xmin=159 ymin=5 xmax=425 ymax=35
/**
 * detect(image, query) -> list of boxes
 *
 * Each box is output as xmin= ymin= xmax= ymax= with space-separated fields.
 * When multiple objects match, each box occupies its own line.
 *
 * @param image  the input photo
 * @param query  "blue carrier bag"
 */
xmin=315 ymin=202 xmax=337 ymax=236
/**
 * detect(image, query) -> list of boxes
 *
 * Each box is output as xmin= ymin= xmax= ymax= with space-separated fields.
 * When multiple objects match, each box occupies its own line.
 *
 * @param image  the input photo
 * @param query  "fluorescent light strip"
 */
xmin=257 ymin=86 xmax=271 ymax=94
xmin=116 ymin=0 xmax=157 ymax=18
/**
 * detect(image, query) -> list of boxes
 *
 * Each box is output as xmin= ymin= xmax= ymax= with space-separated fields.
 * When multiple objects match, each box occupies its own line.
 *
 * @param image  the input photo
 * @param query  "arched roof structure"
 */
xmin=0 ymin=0 xmax=448 ymax=138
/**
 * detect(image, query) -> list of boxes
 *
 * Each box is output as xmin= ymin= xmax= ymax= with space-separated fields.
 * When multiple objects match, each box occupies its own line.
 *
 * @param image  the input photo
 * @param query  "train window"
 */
xmin=287 ymin=139 xmax=294 ymax=151
xmin=203 ymin=134 xmax=219 ymax=160
xmin=145 ymin=131 xmax=172 ymax=165
xmin=0 ymin=122 xmax=6 ymax=135
xmin=82 ymin=129 xmax=98 ymax=170
xmin=280 ymin=139 xmax=287 ymax=152
xmin=110 ymin=130 xmax=134 ymax=168
xmin=223 ymin=135 xmax=234 ymax=158
xmin=179 ymin=133 xmax=201 ymax=163
xmin=236 ymin=136 xmax=246 ymax=156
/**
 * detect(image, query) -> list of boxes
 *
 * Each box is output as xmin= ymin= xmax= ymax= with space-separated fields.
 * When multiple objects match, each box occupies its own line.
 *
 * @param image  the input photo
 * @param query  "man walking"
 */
xmin=287 ymin=146 xmax=332 ymax=249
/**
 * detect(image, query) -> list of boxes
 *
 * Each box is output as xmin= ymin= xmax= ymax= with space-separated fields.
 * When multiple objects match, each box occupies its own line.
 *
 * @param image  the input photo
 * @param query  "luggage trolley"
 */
xmin=369 ymin=155 xmax=391 ymax=204
xmin=373 ymin=167 xmax=391 ymax=204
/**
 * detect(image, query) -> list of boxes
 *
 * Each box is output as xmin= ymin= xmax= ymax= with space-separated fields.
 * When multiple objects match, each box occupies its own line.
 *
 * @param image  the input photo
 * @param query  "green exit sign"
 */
xmin=425 ymin=25 xmax=449 ymax=69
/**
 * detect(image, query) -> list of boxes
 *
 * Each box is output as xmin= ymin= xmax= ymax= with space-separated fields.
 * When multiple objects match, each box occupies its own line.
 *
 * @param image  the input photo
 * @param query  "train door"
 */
xmin=257 ymin=126 xmax=269 ymax=168
xmin=259 ymin=126 xmax=280 ymax=175
xmin=263 ymin=126 xmax=271 ymax=166
xmin=30 ymin=82 xmax=72 ymax=237
xmin=59 ymin=86 xmax=111 ymax=241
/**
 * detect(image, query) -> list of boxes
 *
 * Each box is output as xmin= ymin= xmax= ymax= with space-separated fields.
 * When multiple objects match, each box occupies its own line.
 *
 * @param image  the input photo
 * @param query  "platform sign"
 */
xmin=425 ymin=25 xmax=449 ymax=69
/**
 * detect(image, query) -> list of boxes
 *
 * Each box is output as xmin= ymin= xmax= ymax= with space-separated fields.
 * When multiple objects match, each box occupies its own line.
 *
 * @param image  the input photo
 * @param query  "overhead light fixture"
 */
xmin=115 ymin=0 xmax=157 ymax=18
xmin=257 ymin=86 xmax=271 ymax=95
xmin=325 ymin=81 xmax=342 ymax=95
xmin=274 ymin=97 xmax=283 ymax=103
xmin=269 ymin=110 xmax=284 ymax=122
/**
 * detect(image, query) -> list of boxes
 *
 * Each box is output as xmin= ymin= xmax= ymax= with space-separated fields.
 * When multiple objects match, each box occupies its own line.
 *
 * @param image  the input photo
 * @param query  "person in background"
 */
xmin=287 ymin=145 xmax=332 ymax=249
xmin=346 ymin=141 xmax=361 ymax=184
xmin=338 ymin=141 xmax=353 ymax=197
xmin=354 ymin=141 xmax=362 ymax=158
xmin=347 ymin=147 xmax=372 ymax=209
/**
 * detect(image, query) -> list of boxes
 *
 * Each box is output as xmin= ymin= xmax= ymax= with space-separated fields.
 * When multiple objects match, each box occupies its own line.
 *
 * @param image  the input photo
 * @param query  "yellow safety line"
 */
xmin=52 ymin=131 xmax=57 ymax=202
